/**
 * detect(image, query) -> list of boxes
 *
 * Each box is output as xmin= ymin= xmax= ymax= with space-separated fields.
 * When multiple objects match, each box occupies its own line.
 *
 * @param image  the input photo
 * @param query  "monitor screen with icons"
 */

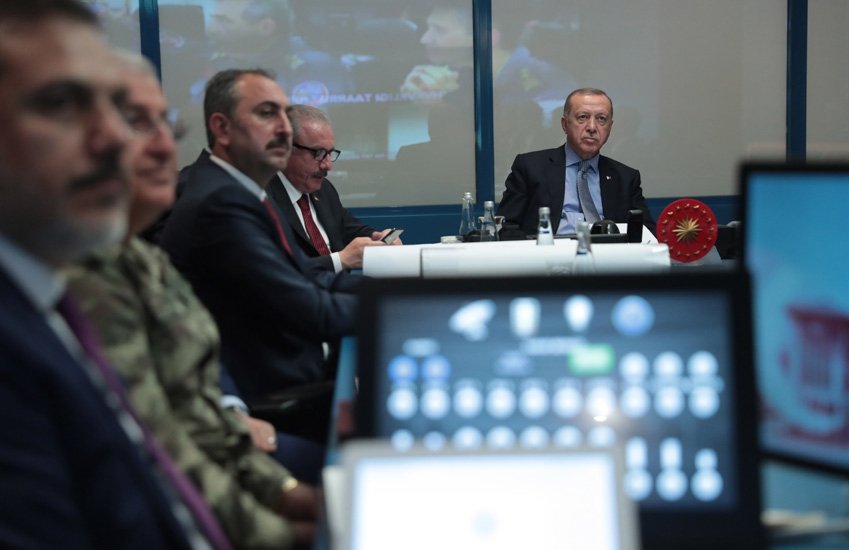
xmin=354 ymin=273 xmax=762 ymax=550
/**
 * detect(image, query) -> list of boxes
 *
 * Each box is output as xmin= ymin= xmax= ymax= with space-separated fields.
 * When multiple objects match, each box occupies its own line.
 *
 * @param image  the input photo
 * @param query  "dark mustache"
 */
xmin=266 ymin=138 xmax=290 ymax=149
xmin=66 ymin=155 xmax=125 ymax=193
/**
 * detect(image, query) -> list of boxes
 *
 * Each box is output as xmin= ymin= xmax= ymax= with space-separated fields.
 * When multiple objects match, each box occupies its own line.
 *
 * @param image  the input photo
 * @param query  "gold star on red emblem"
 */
xmin=656 ymin=199 xmax=718 ymax=262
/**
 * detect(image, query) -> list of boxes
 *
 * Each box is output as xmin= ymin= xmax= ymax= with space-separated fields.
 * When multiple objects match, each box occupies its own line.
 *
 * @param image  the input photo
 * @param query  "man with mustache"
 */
xmin=266 ymin=104 xmax=399 ymax=272
xmin=161 ymin=69 xmax=366 ymax=439
xmin=497 ymin=88 xmax=656 ymax=237
xmin=67 ymin=52 xmax=320 ymax=549
xmin=0 ymin=1 xmax=215 ymax=547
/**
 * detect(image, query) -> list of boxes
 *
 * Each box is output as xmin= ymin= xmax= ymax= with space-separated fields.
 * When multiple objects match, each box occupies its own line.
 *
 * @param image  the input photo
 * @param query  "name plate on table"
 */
xmin=364 ymin=240 xmax=670 ymax=278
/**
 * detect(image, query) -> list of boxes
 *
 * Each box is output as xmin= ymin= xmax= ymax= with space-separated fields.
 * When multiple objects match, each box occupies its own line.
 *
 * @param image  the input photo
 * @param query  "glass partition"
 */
xmin=157 ymin=0 xmax=477 ymax=207
xmin=807 ymin=0 xmax=849 ymax=160
xmin=491 ymin=0 xmax=787 ymax=201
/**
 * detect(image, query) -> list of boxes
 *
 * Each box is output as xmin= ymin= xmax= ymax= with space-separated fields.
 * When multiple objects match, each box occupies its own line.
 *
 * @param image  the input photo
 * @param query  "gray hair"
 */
xmin=112 ymin=49 xmax=157 ymax=78
xmin=563 ymin=88 xmax=613 ymax=118
xmin=286 ymin=104 xmax=331 ymax=140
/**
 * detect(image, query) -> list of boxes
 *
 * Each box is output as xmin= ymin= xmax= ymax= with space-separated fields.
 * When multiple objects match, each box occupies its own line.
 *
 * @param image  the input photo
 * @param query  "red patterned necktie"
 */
xmin=296 ymin=194 xmax=331 ymax=256
xmin=262 ymin=197 xmax=294 ymax=256
xmin=56 ymin=292 xmax=231 ymax=550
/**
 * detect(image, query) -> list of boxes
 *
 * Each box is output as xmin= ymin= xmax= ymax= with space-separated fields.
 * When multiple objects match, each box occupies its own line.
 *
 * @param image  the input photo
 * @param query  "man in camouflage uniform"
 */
xmin=66 ymin=51 xmax=317 ymax=549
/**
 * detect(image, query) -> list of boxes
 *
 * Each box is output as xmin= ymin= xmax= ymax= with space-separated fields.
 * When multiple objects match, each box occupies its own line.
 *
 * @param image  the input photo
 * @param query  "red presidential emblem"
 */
xmin=656 ymin=199 xmax=718 ymax=262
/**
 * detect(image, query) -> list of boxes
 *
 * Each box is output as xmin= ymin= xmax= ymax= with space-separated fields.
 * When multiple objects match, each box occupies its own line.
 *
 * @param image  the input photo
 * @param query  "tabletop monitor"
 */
xmin=340 ymin=443 xmax=638 ymax=550
xmin=355 ymin=273 xmax=762 ymax=549
xmin=741 ymin=163 xmax=849 ymax=477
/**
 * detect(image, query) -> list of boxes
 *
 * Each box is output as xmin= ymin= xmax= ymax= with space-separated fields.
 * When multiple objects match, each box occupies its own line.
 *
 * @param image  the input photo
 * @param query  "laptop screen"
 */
xmin=741 ymin=163 xmax=849 ymax=476
xmin=342 ymin=443 xmax=638 ymax=550
xmin=355 ymin=273 xmax=762 ymax=549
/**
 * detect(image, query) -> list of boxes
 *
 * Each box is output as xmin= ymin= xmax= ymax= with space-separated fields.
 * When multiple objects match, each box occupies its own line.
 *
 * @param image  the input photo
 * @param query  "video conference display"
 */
xmin=743 ymin=165 xmax=849 ymax=476
xmin=356 ymin=277 xmax=752 ymax=512
xmin=87 ymin=0 xmax=664 ymax=207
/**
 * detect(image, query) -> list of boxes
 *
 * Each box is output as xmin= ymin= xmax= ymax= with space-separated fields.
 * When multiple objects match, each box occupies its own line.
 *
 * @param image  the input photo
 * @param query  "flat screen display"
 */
xmin=742 ymin=163 xmax=849 ymax=476
xmin=355 ymin=273 xmax=762 ymax=549
xmin=342 ymin=444 xmax=638 ymax=550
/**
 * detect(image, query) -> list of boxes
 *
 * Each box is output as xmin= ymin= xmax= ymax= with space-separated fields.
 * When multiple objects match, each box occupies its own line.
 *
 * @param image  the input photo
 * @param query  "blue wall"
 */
xmin=352 ymin=195 xmax=739 ymax=245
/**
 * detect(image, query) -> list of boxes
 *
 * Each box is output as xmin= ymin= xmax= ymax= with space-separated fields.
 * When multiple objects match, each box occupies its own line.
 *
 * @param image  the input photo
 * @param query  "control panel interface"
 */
xmin=369 ymin=290 xmax=737 ymax=510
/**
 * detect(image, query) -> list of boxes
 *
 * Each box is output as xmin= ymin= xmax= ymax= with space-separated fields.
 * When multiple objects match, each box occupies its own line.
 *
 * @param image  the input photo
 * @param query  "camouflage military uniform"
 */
xmin=66 ymin=238 xmax=297 ymax=549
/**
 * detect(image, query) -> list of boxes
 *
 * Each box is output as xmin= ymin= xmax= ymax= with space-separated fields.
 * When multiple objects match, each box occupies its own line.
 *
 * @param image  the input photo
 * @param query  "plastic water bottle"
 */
xmin=480 ymin=200 xmax=498 ymax=242
xmin=537 ymin=206 xmax=554 ymax=245
xmin=458 ymin=192 xmax=475 ymax=240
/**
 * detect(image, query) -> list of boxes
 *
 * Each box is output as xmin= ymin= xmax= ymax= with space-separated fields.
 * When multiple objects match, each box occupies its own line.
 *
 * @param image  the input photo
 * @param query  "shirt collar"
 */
xmin=277 ymin=173 xmax=305 ymax=205
xmin=209 ymin=154 xmax=266 ymax=201
xmin=564 ymin=143 xmax=600 ymax=172
xmin=0 ymin=232 xmax=65 ymax=312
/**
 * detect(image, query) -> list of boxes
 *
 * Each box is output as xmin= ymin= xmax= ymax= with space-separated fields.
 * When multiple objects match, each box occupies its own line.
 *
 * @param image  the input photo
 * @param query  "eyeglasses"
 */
xmin=293 ymin=142 xmax=341 ymax=162
xmin=124 ymin=107 xmax=188 ymax=141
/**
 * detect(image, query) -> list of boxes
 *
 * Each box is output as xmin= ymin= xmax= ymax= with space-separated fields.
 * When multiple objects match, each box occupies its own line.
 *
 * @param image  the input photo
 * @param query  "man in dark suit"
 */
xmin=0 ymin=2 xmax=204 ymax=547
xmin=497 ymin=88 xmax=656 ymax=236
xmin=160 ymin=69 xmax=367 ymax=405
xmin=267 ymin=104 xmax=398 ymax=272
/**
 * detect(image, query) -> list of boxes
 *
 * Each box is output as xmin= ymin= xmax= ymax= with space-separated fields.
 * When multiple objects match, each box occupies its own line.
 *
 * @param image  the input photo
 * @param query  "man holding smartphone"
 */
xmin=267 ymin=105 xmax=402 ymax=272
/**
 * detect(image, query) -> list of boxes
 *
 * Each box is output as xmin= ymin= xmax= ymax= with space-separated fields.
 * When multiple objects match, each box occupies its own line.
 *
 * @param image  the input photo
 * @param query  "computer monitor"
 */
xmin=340 ymin=442 xmax=639 ymax=550
xmin=355 ymin=273 xmax=762 ymax=550
xmin=741 ymin=162 xmax=849 ymax=477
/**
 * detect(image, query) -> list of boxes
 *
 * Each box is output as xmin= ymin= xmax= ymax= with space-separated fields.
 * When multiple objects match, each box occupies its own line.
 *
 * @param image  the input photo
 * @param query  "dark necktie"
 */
xmin=296 ymin=194 xmax=331 ymax=256
xmin=262 ymin=197 xmax=294 ymax=256
xmin=56 ymin=292 xmax=232 ymax=550
xmin=577 ymin=160 xmax=601 ymax=223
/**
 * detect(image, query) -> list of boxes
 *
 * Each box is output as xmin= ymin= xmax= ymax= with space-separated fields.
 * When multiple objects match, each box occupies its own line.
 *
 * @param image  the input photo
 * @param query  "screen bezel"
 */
xmin=354 ymin=272 xmax=763 ymax=550
xmin=740 ymin=161 xmax=849 ymax=478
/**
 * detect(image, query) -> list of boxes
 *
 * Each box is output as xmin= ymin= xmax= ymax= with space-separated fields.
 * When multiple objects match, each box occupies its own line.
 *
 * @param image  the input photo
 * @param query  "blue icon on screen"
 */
xmin=612 ymin=295 xmax=654 ymax=337
xmin=388 ymin=355 xmax=418 ymax=382
xmin=422 ymin=355 xmax=451 ymax=381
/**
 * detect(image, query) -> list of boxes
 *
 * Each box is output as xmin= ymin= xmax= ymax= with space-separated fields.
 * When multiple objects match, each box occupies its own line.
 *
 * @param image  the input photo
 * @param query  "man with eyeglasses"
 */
xmin=0 ymin=1 xmax=213 ymax=547
xmin=161 ymin=69 xmax=366 ymax=440
xmin=267 ymin=105 xmax=399 ymax=272
xmin=497 ymin=88 xmax=656 ymax=237
xmin=66 ymin=52 xmax=320 ymax=549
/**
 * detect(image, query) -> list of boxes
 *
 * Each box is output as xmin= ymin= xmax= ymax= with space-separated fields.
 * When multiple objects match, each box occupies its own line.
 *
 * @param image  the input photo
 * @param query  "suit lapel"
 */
xmin=311 ymin=183 xmax=342 ymax=251
xmin=598 ymin=156 xmax=617 ymax=220
xmin=546 ymin=147 xmax=567 ymax=233
xmin=267 ymin=177 xmax=311 ymax=245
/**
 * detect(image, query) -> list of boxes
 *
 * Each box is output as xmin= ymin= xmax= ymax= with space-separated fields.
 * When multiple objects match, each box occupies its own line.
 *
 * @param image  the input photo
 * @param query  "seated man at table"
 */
xmin=67 ymin=52 xmax=319 ymax=548
xmin=497 ymin=88 xmax=656 ymax=236
xmin=160 ymin=69 xmax=367 ymax=430
xmin=266 ymin=104 xmax=398 ymax=272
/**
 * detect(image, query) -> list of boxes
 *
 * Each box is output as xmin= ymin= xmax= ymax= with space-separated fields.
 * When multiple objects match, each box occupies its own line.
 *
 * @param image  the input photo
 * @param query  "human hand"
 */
xmin=338 ymin=236 xmax=384 ymax=269
xmin=401 ymin=64 xmax=460 ymax=94
xmin=239 ymin=415 xmax=278 ymax=453
xmin=279 ymin=482 xmax=321 ymax=522
xmin=289 ymin=520 xmax=317 ymax=549
xmin=373 ymin=229 xmax=403 ymax=245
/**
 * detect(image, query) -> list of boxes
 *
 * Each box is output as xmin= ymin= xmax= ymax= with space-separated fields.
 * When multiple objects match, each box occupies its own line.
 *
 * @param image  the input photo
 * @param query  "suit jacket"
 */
xmin=266 ymin=177 xmax=376 ymax=271
xmin=160 ymin=153 xmax=360 ymax=401
xmin=0 ymin=268 xmax=192 ymax=549
xmin=496 ymin=146 xmax=656 ymax=236
xmin=140 ymin=150 xmax=205 ymax=245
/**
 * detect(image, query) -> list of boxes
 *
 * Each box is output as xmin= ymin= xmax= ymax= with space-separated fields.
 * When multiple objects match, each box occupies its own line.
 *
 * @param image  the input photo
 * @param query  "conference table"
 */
xmin=362 ymin=239 xmax=672 ymax=278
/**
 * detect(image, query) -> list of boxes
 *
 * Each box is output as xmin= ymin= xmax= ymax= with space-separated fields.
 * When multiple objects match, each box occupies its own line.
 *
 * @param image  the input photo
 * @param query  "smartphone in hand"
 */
xmin=381 ymin=228 xmax=404 ymax=244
